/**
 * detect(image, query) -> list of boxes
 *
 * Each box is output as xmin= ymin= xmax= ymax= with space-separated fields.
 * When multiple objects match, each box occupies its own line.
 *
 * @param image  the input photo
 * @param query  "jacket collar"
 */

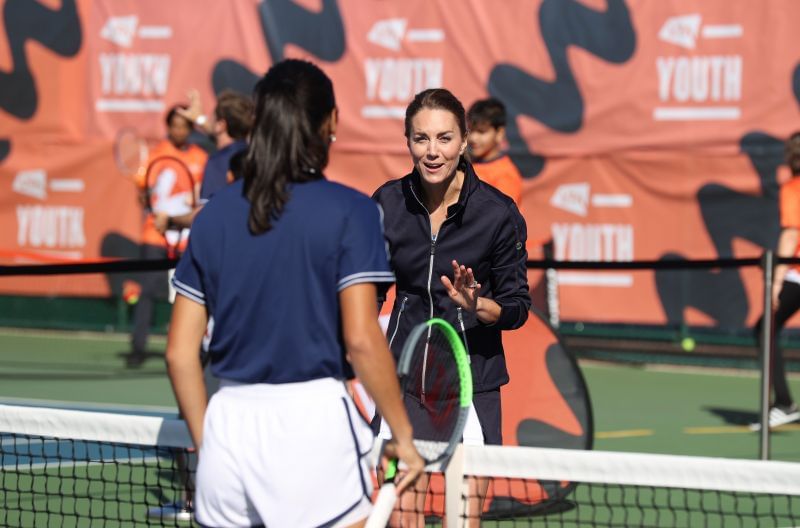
xmin=406 ymin=160 xmax=479 ymax=216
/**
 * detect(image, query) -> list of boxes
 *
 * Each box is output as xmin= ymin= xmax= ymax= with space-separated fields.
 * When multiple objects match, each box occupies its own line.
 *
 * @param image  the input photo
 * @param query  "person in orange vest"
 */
xmin=467 ymin=97 xmax=523 ymax=207
xmin=752 ymin=131 xmax=800 ymax=429
xmin=126 ymin=105 xmax=207 ymax=368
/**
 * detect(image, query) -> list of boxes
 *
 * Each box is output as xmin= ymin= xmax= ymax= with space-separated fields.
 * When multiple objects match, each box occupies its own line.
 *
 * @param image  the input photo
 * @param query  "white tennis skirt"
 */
xmin=194 ymin=377 xmax=374 ymax=527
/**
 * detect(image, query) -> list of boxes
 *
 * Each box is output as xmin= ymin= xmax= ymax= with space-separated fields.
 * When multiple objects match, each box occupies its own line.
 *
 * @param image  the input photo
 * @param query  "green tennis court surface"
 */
xmin=2 ymin=327 xmax=800 ymax=527
xmin=1 ymin=328 xmax=798 ymax=461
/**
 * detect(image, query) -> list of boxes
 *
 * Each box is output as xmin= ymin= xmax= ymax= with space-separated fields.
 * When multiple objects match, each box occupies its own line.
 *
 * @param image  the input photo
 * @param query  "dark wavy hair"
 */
xmin=404 ymin=88 xmax=467 ymax=139
xmin=215 ymin=90 xmax=254 ymax=141
xmin=244 ymin=59 xmax=336 ymax=234
xmin=786 ymin=131 xmax=800 ymax=176
xmin=467 ymin=97 xmax=507 ymax=129
xmin=404 ymin=88 xmax=468 ymax=172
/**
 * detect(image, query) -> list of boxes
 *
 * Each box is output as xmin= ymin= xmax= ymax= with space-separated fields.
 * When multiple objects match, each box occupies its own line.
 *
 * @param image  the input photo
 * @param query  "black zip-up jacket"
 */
xmin=372 ymin=162 xmax=531 ymax=392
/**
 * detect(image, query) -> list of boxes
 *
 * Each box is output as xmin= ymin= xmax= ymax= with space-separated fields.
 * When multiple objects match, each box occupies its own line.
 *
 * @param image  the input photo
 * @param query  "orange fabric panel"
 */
xmin=472 ymin=155 xmax=523 ymax=206
xmin=0 ymin=0 xmax=798 ymax=329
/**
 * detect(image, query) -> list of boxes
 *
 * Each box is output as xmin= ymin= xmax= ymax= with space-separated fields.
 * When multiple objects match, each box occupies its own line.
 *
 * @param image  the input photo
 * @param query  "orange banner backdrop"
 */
xmin=1 ymin=0 xmax=799 ymax=330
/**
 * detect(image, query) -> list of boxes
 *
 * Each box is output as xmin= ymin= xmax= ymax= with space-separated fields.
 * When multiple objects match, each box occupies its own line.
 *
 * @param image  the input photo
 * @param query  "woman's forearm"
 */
xmin=475 ymin=296 xmax=501 ymax=324
xmin=165 ymin=295 xmax=209 ymax=449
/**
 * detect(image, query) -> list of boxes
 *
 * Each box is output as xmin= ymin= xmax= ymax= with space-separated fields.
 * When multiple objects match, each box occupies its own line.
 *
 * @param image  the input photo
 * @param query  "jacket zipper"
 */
xmin=457 ymin=307 xmax=471 ymax=363
xmin=409 ymin=182 xmax=460 ymax=403
xmin=421 ymin=238 xmax=436 ymax=403
xmin=388 ymin=296 xmax=408 ymax=349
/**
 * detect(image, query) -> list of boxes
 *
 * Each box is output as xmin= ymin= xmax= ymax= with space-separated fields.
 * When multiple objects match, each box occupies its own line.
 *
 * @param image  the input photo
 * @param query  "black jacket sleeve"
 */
xmin=487 ymin=202 xmax=531 ymax=330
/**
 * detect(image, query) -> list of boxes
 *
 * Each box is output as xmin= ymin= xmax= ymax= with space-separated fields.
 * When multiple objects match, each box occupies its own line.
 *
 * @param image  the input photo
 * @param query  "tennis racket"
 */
xmin=113 ymin=127 xmax=150 ymax=180
xmin=366 ymin=317 xmax=473 ymax=528
xmin=143 ymin=155 xmax=196 ymax=259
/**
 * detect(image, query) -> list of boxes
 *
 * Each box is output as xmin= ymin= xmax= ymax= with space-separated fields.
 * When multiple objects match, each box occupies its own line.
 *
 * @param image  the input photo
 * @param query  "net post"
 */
xmin=444 ymin=443 xmax=466 ymax=528
xmin=758 ymin=249 xmax=775 ymax=460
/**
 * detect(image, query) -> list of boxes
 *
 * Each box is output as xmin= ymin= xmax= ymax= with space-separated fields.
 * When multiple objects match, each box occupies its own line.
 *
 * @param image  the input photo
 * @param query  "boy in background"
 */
xmin=467 ymin=98 xmax=523 ymax=207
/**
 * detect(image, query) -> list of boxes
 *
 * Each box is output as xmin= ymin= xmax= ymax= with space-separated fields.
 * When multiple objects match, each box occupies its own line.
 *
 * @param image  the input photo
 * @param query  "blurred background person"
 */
xmin=154 ymin=90 xmax=254 ymax=233
xmin=126 ymin=104 xmax=207 ymax=368
xmin=752 ymin=131 xmax=800 ymax=429
xmin=467 ymin=97 xmax=523 ymax=207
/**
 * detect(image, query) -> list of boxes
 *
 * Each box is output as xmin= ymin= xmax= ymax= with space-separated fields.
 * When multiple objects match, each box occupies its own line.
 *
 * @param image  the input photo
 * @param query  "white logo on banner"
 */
xmin=12 ymin=169 xmax=87 ymax=201
xmin=96 ymin=15 xmax=174 ymax=113
xmin=368 ymin=19 xmax=407 ymax=51
xmin=100 ymin=16 xmax=139 ymax=48
xmin=550 ymin=183 xmax=590 ymax=217
xmin=362 ymin=19 xmax=445 ymax=119
xmin=549 ymin=185 xmax=635 ymax=287
xmin=13 ymin=169 xmax=47 ymax=201
xmin=658 ymin=14 xmax=701 ymax=50
xmin=655 ymin=14 xmax=743 ymax=122
xmin=550 ymin=183 xmax=633 ymax=218
xmin=17 ymin=205 xmax=86 ymax=249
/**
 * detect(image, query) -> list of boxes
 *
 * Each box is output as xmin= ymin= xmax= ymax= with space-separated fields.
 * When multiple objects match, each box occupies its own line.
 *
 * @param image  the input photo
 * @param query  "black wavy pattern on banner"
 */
xmin=0 ymin=0 xmax=81 ymax=163
xmin=654 ymin=63 xmax=800 ymax=329
xmin=488 ymin=0 xmax=636 ymax=177
xmin=212 ymin=0 xmax=345 ymax=95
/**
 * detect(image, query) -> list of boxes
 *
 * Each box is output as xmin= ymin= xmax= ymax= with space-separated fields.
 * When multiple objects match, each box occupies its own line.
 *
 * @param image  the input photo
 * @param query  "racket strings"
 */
xmin=403 ymin=326 xmax=462 ymax=452
xmin=115 ymin=132 xmax=149 ymax=176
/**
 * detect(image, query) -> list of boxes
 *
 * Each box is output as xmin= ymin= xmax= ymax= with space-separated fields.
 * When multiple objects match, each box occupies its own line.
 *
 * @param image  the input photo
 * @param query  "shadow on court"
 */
xmin=704 ymin=406 xmax=758 ymax=426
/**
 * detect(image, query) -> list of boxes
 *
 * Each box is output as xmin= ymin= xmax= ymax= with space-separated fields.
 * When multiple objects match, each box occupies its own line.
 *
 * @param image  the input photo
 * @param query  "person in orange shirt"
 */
xmin=752 ymin=131 xmax=800 ymax=428
xmin=126 ymin=105 xmax=208 ymax=368
xmin=467 ymin=98 xmax=523 ymax=207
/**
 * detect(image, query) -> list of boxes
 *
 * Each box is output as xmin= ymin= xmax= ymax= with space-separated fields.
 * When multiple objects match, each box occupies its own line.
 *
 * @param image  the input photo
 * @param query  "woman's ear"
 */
xmin=327 ymin=107 xmax=338 ymax=137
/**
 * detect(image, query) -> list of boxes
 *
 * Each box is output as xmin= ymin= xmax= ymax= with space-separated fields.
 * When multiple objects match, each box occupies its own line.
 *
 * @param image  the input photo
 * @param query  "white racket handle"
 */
xmin=365 ymin=482 xmax=397 ymax=528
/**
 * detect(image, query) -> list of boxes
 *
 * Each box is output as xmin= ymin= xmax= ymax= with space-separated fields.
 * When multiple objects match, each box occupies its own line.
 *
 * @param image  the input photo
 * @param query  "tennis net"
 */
xmin=0 ymin=404 xmax=194 ymax=527
xmin=372 ymin=443 xmax=800 ymax=527
xmin=3 ymin=403 xmax=800 ymax=527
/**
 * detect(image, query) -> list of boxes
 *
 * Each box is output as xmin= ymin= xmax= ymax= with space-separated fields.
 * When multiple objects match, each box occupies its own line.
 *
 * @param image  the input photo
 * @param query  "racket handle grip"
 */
xmin=365 ymin=482 xmax=397 ymax=528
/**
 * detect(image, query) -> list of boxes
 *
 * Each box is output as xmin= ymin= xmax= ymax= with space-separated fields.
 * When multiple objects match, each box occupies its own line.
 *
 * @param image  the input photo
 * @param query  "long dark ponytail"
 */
xmin=244 ymin=59 xmax=336 ymax=234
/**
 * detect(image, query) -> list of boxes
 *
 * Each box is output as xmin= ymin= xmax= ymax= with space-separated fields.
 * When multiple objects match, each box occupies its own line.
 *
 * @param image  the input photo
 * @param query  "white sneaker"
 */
xmin=749 ymin=404 xmax=800 ymax=430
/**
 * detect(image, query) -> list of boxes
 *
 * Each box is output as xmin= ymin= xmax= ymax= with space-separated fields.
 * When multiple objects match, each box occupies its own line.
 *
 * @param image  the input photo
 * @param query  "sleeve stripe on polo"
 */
xmin=338 ymin=271 xmax=396 ymax=291
xmin=172 ymin=278 xmax=206 ymax=305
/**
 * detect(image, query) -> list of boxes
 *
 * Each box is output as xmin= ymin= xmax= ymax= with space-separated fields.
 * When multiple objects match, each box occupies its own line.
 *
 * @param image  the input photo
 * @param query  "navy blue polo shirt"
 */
xmin=172 ymin=178 xmax=395 ymax=384
xmin=198 ymin=140 xmax=247 ymax=204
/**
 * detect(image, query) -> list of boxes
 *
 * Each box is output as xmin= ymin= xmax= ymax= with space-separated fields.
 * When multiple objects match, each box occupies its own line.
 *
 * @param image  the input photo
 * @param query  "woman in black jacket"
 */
xmin=372 ymin=87 xmax=530 ymax=525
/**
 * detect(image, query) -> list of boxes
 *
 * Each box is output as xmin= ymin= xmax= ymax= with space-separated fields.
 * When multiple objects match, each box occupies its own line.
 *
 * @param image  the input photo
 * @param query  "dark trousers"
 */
xmin=131 ymin=243 xmax=168 ymax=354
xmin=755 ymin=280 xmax=799 ymax=408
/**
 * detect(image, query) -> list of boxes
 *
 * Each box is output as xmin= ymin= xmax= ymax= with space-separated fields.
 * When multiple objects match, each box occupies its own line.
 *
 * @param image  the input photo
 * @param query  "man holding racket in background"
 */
xmin=152 ymin=90 xmax=254 ymax=233
xmin=126 ymin=105 xmax=207 ymax=368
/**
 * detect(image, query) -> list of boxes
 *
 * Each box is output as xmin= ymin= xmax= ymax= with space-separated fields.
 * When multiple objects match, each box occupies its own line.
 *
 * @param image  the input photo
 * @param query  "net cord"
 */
xmin=0 ymin=404 xmax=191 ymax=448
xmin=459 ymin=444 xmax=800 ymax=496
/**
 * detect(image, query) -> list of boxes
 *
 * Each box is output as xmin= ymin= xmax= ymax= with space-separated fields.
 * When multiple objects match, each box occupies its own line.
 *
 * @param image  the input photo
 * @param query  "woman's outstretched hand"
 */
xmin=441 ymin=259 xmax=480 ymax=312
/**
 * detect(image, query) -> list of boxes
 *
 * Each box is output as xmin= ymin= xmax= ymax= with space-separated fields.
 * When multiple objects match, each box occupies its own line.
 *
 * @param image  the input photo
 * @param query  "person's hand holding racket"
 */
xmin=144 ymin=155 xmax=196 ymax=258
xmin=379 ymin=435 xmax=425 ymax=494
